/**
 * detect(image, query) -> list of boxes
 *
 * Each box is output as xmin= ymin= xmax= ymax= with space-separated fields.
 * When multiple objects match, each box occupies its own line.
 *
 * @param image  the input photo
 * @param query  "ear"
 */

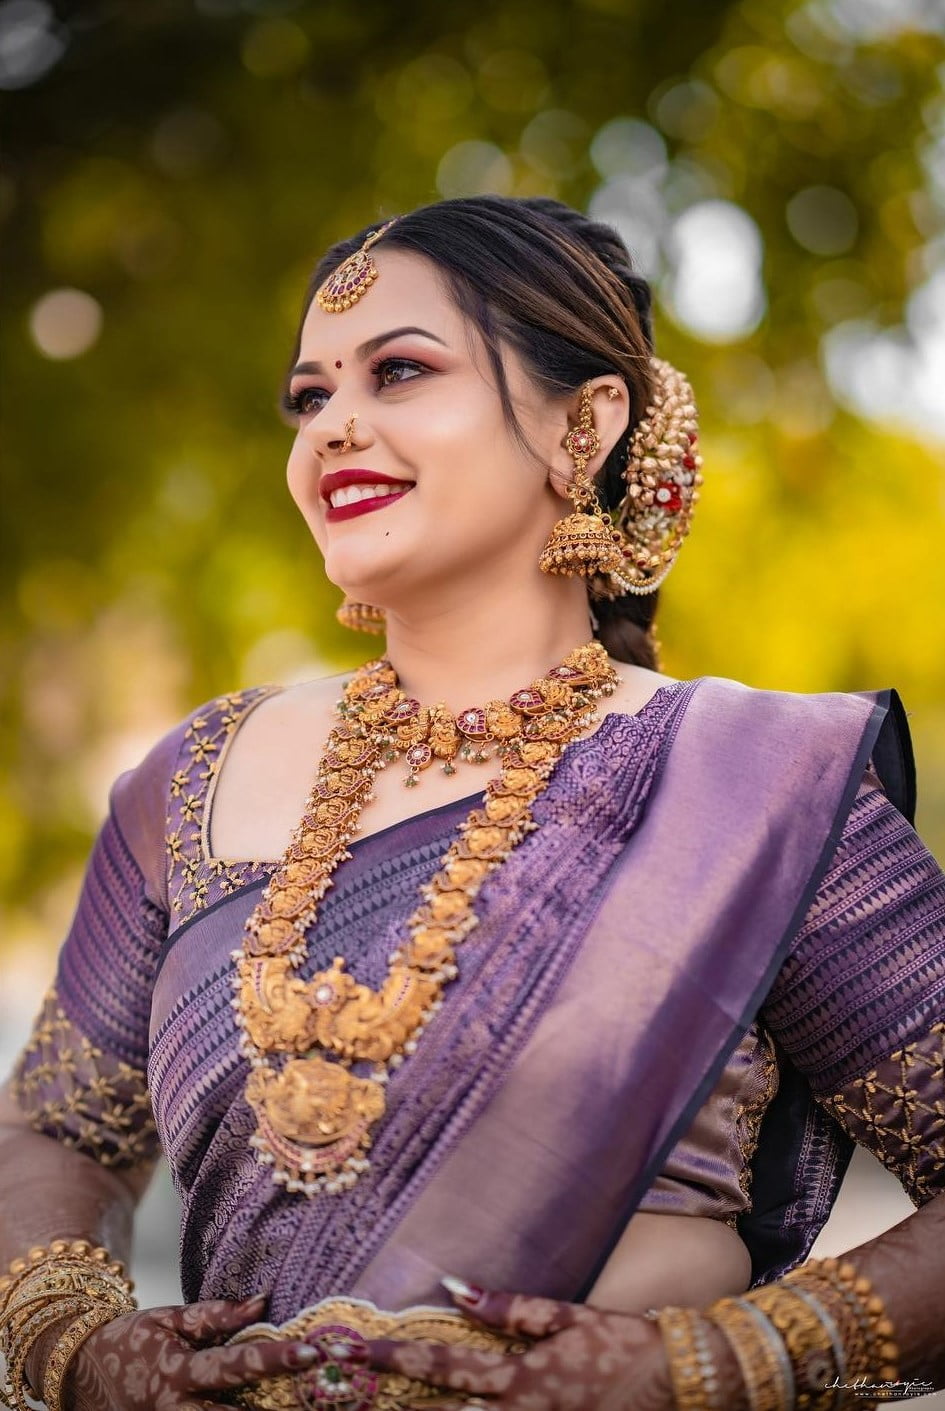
xmin=547 ymin=378 xmax=631 ymax=501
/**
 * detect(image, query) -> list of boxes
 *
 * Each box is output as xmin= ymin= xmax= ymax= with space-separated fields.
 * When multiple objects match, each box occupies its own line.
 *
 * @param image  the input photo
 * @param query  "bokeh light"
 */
xmin=28 ymin=288 xmax=103 ymax=359
xmin=664 ymin=200 xmax=767 ymax=341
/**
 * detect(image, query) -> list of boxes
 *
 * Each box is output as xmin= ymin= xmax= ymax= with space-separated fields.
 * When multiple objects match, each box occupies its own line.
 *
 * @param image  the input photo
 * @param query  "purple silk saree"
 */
xmin=26 ymin=673 xmax=942 ymax=1322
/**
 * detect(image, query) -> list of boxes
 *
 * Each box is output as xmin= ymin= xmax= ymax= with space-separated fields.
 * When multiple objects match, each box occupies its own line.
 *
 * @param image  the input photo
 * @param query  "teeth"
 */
xmin=329 ymin=483 xmax=409 ymax=508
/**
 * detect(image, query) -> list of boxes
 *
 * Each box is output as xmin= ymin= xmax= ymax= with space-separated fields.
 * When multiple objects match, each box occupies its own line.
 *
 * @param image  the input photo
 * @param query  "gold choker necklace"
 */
xmin=235 ymin=642 xmax=618 ymax=1196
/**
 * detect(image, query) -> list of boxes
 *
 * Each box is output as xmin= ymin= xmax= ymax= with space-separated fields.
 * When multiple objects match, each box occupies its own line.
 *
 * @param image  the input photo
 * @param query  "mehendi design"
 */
xmin=11 ymin=988 xmax=158 ymax=1169
xmin=817 ymin=1020 xmax=945 ymax=1206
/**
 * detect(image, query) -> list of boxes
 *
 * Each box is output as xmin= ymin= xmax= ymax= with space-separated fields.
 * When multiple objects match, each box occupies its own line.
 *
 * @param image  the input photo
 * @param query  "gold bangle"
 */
xmin=783 ymin=1259 xmax=899 ymax=1382
xmin=0 ymin=1238 xmax=136 ymax=1411
xmin=3 ymin=1296 xmax=90 ymax=1411
xmin=4 ymin=1264 xmax=134 ymax=1320
xmin=705 ymin=1296 xmax=794 ymax=1411
xmin=1 ymin=1239 xmax=130 ymax=1307
xmin=746 ymin=1285 xmax=840 ymax=1410
xmin=43 ymin=1299 xmax=133 ymax=1411
xmin=656 ymin=1305 xmax=725 ymax=1410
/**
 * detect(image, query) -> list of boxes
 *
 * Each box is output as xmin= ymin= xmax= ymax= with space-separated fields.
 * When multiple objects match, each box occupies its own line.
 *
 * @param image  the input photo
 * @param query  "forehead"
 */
xmin=298 ymin=247 xmax=460 ymax=356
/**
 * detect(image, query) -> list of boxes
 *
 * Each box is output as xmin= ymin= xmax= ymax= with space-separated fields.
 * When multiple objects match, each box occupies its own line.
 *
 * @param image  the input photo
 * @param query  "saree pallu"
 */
xmin=21 ymin=674 xmax=938 ymax=1325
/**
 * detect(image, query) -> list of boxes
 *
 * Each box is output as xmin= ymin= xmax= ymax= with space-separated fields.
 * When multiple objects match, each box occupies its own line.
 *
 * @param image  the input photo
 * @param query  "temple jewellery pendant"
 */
xmin=234 ymin=643 xmax=618 ymax=1195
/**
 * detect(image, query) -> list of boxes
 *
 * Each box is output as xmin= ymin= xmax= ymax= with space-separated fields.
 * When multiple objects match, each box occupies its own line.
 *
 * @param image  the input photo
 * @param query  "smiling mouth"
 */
xmin=328 ymin=483 xmax=407 ymax=509
xmin=325 ymin=483 xmax=414 ymax=522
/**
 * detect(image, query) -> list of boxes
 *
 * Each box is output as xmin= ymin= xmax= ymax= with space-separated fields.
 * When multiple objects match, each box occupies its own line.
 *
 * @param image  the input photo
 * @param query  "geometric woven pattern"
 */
xmin=762 ymin=777 xmax=945 ymax=1094
xmin=818 ymin=1019 xmax=945 ymax=1207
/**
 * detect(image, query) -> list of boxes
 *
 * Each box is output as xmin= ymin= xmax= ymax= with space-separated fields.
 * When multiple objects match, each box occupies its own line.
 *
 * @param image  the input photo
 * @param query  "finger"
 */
xmin=442 ymin=1277 xmax=583 ymax=1338
xmin=170 ymin=1295 xmax=270 ymax=1344
xmin=366 ymin=1337 xmax=510 ymax=1391
xmin=184 ymin=1338 xmax=318 ymax=1390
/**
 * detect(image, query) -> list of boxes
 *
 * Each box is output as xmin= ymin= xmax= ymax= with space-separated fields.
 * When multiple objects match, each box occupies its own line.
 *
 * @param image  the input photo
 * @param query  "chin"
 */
xmin=323 ymin=537 xmax=428 ymax=601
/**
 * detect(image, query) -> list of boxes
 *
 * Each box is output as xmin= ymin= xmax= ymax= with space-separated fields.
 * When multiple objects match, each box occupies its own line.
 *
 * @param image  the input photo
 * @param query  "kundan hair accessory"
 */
xmin=538 ymin=385 xmax=624 ymax=579
xmin=316 ymin=219 xmax=400 ymax=313
xmin=600 ymin=357 xmax=702 ymax=597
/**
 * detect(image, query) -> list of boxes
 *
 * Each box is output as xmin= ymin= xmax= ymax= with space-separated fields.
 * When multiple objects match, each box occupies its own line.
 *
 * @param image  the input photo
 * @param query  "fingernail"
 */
xmin=243 ymin=1293 xmax=267 ymax=1310
xmin=294 ymin=1344 xmax=320 ymax=1365
xmin=441 ymin=1274 xmax=483 ymax=1304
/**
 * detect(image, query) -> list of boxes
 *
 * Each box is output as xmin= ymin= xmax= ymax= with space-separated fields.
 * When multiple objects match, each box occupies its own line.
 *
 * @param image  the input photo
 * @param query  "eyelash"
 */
xmin=281 ymin=357 xmax=427 ymax=419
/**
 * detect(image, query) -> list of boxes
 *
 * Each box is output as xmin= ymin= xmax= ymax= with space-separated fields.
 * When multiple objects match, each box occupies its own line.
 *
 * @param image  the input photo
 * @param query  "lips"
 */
xmin=320 ymin=468 xmax=415 ymax=523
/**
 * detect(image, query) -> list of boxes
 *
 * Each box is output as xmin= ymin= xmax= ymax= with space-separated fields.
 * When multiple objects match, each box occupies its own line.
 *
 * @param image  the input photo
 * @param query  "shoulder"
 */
xmin=108 ymin=685 xmax=281 ymax=823
xmin=669 ymin=674 xmax=898 ymax=745
xmin=650 ymin=674 xmax=912 ymax=822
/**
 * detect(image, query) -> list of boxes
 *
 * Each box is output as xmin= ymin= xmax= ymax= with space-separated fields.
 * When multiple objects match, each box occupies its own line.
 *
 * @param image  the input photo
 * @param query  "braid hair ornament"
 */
xmin=594 ymin=357 xmax=702 ymax=598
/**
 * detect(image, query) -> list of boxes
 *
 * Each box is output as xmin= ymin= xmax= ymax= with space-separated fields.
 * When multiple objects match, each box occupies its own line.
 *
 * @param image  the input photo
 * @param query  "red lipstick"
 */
xmin=321 ymin=468 xmax=415 ymax=523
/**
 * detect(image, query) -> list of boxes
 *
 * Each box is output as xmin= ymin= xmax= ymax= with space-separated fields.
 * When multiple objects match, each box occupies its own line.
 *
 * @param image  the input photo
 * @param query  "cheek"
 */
xmin=286 ymin=441 xmax=326 ymax=545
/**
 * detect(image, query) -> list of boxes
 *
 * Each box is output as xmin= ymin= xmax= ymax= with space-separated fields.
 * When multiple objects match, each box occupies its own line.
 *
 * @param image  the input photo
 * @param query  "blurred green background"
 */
xmin=2 ymin=0 xmax=945 ymax=968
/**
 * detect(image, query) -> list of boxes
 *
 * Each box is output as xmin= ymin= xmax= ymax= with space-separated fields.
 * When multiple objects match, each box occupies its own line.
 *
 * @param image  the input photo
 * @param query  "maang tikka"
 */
xmin=539 ymin=385 xmax=624 ymax=579
xmin=316 ymin=218 xmax=400 ymax=313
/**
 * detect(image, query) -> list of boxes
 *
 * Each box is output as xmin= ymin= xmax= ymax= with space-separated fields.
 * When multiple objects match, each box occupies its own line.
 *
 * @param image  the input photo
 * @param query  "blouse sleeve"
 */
xmin=762 ymin=766 xmax=945 ymax=1206
xmin=9 ymin=719 xmax=187 ymax=1169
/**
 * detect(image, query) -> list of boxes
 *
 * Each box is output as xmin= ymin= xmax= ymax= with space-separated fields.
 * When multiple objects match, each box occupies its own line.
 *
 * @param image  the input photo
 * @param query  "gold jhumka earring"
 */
xmin=336 ymin=600 xmax=386 ymax=634
xmin=539 ymin=363 xmax=703 ymax=597
xmin=538 ymin=385 xmax=624 ymax=578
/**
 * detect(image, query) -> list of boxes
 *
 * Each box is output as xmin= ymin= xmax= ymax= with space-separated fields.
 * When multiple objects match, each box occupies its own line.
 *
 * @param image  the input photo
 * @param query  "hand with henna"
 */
xmin=365 ymin=1281 xmax=744 ymax=1411
xmin=56 ymin=1294 xmax=320 ymax=1411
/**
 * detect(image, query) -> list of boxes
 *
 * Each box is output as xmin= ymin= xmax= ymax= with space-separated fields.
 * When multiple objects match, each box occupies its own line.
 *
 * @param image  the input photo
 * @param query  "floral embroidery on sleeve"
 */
xmin=12 ymin=987 xmax=159 ymax=1168
xmin=817 ymin=1019 xmax=945 ymax=1206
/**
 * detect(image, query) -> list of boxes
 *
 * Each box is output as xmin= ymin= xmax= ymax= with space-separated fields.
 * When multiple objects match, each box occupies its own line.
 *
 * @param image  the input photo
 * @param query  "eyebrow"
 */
xmin=289 ymin=325 xmax=448 ymax=379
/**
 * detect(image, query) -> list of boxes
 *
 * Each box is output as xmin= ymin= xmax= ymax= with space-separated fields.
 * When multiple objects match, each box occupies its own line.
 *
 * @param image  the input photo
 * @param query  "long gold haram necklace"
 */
xmin=234 ymin=641 xmax=618 ymax=1196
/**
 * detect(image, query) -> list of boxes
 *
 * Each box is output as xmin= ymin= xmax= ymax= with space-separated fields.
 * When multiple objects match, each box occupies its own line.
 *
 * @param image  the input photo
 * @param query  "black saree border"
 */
xmin=574 ymin=685 xmax=907 ymax=1299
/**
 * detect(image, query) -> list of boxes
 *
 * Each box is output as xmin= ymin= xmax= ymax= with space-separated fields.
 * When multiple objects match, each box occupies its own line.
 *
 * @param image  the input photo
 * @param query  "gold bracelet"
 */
xmin=4 ymin=1264 xmax=134 ymax=1321
xmin=0 ymin=1238 xmax=136 ymax=1411
xmin=705 ymin=1296 xmax=795 ymax=1411
xmin=787 ymin=1287 xmax=849 ymax=1408
xmin=656 ymin=1305 xmax=725 ymax=1410
xmin=1 ymin=1239 xmax=131 ymax=1304
xmin=783 ymin=1259 xmax=899 ymax=1383
xmin=43 ymin=1298 xmax=134 ymax=1411
xmin=746 ymin=1285 xmax=841 ymax=1410
xmin=4 ymin=1296 xmax=90 ymax=1411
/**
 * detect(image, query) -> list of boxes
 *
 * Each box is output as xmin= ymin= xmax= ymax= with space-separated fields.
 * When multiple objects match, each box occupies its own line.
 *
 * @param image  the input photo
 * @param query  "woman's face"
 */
xmin=284 ymin=248 xmax=572 ymax=610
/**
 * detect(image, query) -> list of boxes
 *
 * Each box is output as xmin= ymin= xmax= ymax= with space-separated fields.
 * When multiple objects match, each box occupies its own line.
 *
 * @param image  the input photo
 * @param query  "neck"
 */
xmin=377 ymin=573 xmax=596 ymax=709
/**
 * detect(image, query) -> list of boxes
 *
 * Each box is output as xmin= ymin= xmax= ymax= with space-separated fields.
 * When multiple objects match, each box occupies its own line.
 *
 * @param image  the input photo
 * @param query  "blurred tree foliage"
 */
xmin=2 ymin=0 xmax=944 ymax=950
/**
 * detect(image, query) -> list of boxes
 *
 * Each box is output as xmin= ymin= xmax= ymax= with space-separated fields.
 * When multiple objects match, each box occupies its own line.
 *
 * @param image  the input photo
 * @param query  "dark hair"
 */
xmin=297 ymin=195 xmax=660 ymax=669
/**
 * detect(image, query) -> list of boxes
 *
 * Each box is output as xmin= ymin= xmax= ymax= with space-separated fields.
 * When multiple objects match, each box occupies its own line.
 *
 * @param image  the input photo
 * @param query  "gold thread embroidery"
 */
xmin=11 ymin=989 xmax=157 ymax=1168
xmin=818 ymin=1019 xmax=945 ymax=1206
xmin=735 ymin=1025 xmax=781 ymax=1214
xmin=164 ymin=688 xmax=280 ymax=925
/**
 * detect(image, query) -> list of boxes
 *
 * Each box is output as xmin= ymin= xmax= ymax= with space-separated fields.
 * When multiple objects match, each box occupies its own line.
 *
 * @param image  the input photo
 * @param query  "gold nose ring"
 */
xmin=340 ymin=414 xmax=357 ymax=454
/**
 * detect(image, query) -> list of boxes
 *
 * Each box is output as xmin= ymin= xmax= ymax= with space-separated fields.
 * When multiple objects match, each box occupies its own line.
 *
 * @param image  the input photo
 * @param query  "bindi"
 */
xmin=335 ymin=361 xmax=343 ymax=369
